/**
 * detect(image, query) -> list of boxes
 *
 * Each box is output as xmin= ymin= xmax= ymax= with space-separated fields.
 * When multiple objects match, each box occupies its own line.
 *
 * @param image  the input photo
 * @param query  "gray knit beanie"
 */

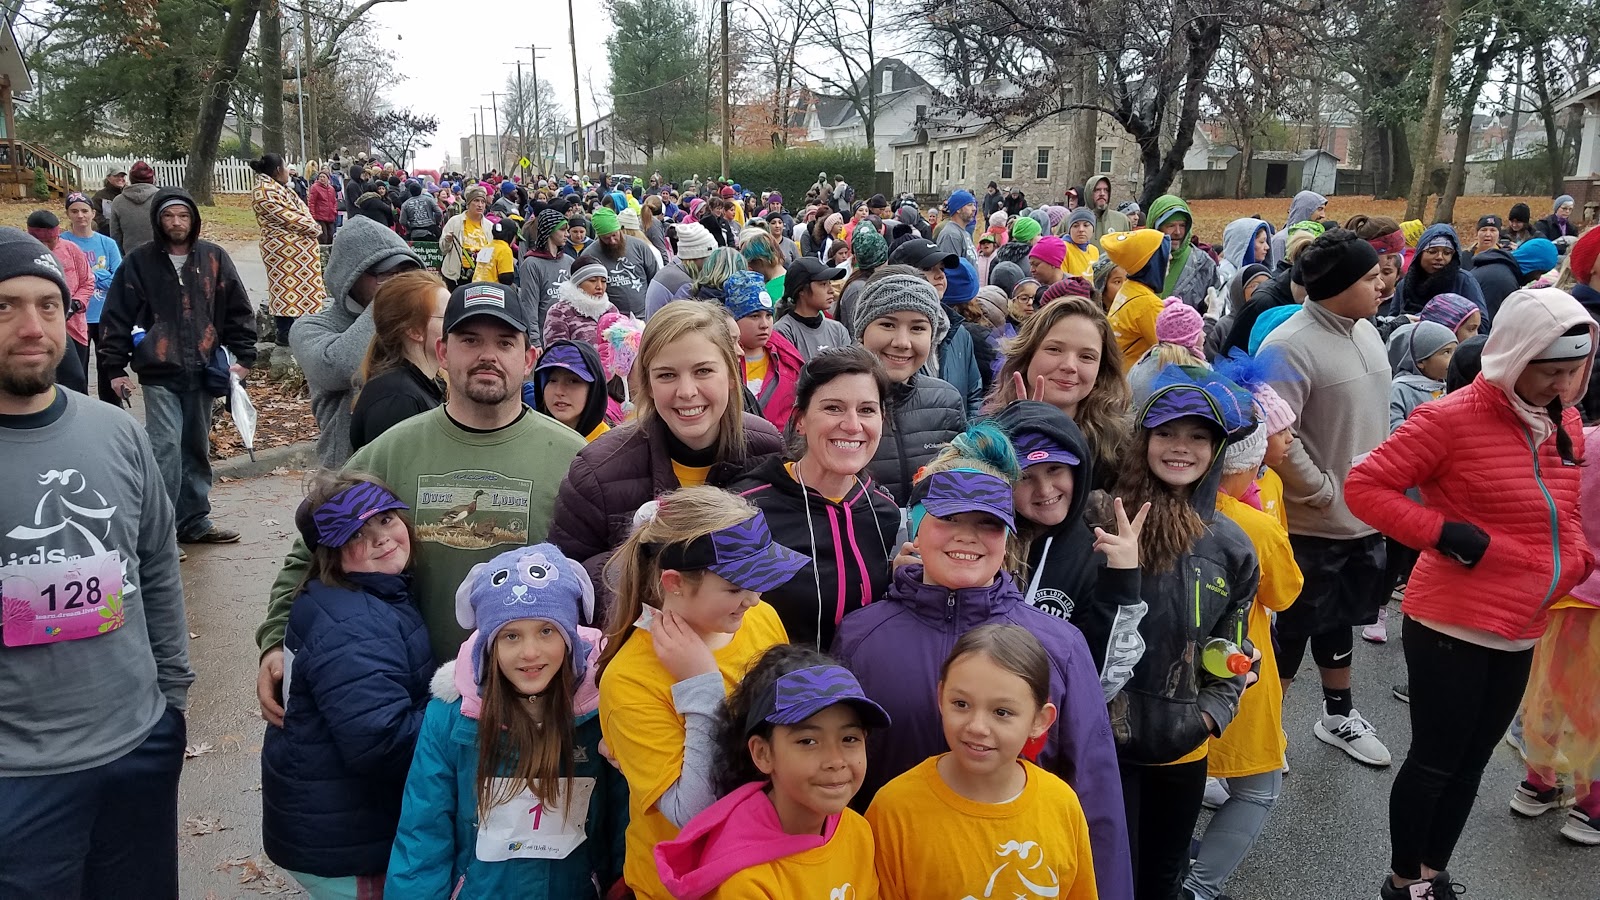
xmin=0 ymin=227 xmax=70 ymax=304
xmin=850 ymin=271 xmax=949 ymax=351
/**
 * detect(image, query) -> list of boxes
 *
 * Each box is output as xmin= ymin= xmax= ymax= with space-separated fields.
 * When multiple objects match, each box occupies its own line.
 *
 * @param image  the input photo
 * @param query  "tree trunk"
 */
xmin=1072 ymin=58 xmax=1099 ymax=188
xmin=1236 ymin=136 xmax=1252 ymax=200
xmin=185 ymin=0 xmax=263 ymax=204
xmin=1138 ymin=22 xmax=1218 ymax=208
xmin=1405 ymin=0 xmax=1462 ymax=220
xmin=260 ymin=0 xmax=285 ymax=156
xmin=1436 ymin=32 xmax=1495 ymax=224
xmin=1388 ymin=123 xmax=1413 ymax=200
xmin=1529 ymin=62 xmax=1566 ymax=195
xmin=300 ymin=0 xmax=321 ymax=159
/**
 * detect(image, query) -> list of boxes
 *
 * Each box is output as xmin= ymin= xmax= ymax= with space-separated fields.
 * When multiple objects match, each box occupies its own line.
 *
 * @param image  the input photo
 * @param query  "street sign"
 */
xmin=519 ymin=156 xmax=531 ymax=169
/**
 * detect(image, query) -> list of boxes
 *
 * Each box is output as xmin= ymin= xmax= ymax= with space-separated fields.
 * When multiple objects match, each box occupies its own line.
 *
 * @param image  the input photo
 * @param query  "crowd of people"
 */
xmin=3 ymin=149 xmax=1599 ymax=900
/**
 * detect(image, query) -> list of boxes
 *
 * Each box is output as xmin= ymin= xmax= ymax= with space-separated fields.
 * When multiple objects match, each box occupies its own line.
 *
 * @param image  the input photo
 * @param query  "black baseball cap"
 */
xmin=888 ymin=238 xmax=959 ymax=271
xmin=369 ymin=250 xmax=421 ymax=276
xmin=442 ymin=282 xmax=528 ymax=335
xmin=783 ymin=257 xmax=846 ymax=300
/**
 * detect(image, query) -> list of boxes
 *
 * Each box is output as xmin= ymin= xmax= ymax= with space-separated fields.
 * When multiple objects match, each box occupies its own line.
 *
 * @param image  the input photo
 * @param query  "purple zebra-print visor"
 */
xmin=745 ymin=664 xmax=892 ymax=734
xmin=311 ymin=482 xmax=409 ymax=548
xmin=654 ymin=510 xmax=808 ymax=593
xmin=913 ymin=469 xmax=1016 ymax=533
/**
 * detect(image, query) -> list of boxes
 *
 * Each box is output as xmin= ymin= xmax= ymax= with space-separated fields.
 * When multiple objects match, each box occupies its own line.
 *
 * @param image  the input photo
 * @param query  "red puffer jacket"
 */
xmin=1346 ymin=376 xmax=1594 ymax=642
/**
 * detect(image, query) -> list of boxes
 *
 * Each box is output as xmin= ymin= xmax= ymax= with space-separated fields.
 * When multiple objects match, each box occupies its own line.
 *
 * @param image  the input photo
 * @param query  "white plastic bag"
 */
xmin=228 ymin=372 xmax=257 ymax=461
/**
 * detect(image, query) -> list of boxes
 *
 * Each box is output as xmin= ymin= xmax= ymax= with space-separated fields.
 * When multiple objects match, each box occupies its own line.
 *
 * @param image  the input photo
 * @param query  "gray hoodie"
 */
xmin=109 ymin=181 xmax=161 ymax=252
xmin=1385 ymin=321 xmax=1454 ymax=433
xmin=515 ymin=251 xmax=571 ymax=344
xmin=1216 ymin=218 xmax=1272 ymax=297
xmin=288 ymin=216 xmax=423 ymax=467
xmin=1269 ymin=190 xmax=1325 ymax=268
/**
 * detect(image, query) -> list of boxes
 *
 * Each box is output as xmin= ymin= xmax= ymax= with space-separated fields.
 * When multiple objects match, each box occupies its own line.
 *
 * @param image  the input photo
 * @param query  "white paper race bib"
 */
xmin=475 ymin=777 xmax=596 ymax=861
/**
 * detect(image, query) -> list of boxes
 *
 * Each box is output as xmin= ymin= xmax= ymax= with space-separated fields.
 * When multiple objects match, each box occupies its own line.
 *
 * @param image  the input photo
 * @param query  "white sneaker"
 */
xmin=1314 ymin=705 xmax=1392 ymax=766
xmin=1202 ymin=776 xmax=1230 ymax=809
xmin=1561 ymin=808 xmax=1600 ymax=846
xmin=1363 ymin=606 xmax=1389 ymax=643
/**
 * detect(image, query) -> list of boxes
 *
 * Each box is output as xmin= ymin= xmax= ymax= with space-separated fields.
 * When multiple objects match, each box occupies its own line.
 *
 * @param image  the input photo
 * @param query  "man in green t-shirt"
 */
xmin=254 ymin=281 xmax=584 ymax=725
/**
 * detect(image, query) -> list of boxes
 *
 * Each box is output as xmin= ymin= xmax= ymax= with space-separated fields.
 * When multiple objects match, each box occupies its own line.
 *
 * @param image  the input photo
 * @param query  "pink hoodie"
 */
xmin=653 ymin=782 xmax=840 ymax=900
xmin=449 ymin=625 xmax=605 ymax=719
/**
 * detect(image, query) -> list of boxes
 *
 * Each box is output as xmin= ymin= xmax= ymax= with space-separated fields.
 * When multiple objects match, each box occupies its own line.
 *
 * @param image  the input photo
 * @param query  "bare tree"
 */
xmin=1203 ymin=26 xmax=1307 ymax=198
xmin=796 ymin=0 xmax=880 ymax=148
xmin=734 ymin=0 xmax=826 ymax=148
xmin=185 ymin=0 xmax=263 ymax=204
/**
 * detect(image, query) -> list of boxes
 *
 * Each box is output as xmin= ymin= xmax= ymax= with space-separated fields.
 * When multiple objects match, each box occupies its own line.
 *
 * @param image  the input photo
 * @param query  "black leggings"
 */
xmin=1119 ymin=757 xmax=1208 ymax=900
xmin=1389 ymin=617 xmax=1532 ymax=879
xmin=1276 ymin=625 xmax=1354 ymax=678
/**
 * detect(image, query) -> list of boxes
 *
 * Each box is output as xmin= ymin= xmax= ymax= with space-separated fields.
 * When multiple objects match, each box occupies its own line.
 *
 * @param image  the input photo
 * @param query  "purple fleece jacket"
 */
xmin=832 ymin=564 xmax=1134 ymax=900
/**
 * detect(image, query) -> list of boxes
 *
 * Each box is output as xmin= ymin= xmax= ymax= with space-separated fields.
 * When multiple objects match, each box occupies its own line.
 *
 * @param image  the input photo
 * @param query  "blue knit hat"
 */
xmin=722 ymin=270 xmax=772 ymax=320
xmin=454 ymin=544 xmax=595 ymax=686
xmin=946 ymin=189 xmax=976 ymax=215
xmin=944 ymin=257 xmax=979 ymax=304
xmin=1512 ymin=238 xmax=1559 ymax=279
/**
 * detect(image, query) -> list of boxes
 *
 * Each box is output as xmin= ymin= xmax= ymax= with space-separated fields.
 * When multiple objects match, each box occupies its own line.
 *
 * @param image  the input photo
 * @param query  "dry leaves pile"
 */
xmin=208 ymin=379 xmax=318 ymax=461
xmin=216 ymin=855 xmax=297 ymax=894
xmin=1187 ymin=195 xmax=1550 ymax=246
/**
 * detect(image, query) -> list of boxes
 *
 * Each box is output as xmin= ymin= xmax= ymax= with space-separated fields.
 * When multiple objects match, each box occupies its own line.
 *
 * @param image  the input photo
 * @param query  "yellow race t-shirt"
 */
xmin=1062 ymin=242 xmax=1100 ymax=279
xmin=866 ymin=757 xmax=1098 ymax=900
xmin=709 ymin=808 xmax=880 ymax=900
xmin=600 ymin=603 xmax=789 ymax=899
xmin=472 ymin=240 xmax=516 ymax=283
xmin=459 ymin=218 xmax=492 ymax=277
xmin=584 ymin=420 xmax=611 ymax=443
xmin=744 ymin=349 xmax=770 ymax=395
xmin=1257 ymin=467 xmax=1287 ymax=530
xmin=671 ymin=460 xmax=712 ymax=488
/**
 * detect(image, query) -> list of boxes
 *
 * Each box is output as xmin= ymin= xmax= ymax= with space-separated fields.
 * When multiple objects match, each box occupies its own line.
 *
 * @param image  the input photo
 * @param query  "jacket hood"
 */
xmin=1283 ymin=190 xmax=1326 ymax=229
xmin=534 ymin=338 xmax=611 ymax=438
xmin=120 ymin=181 xmax=159 ymax=205
xmin=1386 ymin=321 xmax=1458 ymax=376
xmin=990 ymin=400 xmax=1094 ymax=535
xmin=432 ymin=624 xmax=605 ymax=719
xmin=885 ymin=563 xmax=1021 ymax=628
xmin=1101 ymin=228 xmax=1168 ymax=292
xmin=654 ymin=782 xmax=841 ymax=900
xmin=1083 ymin=175 xmax=1114 ymax=212
xmin=324 ymin=215 xmax=421 ymax=305
xmin=147 ymin=188 xmax=200 ymax=248
xmin=1415 ymin=222 xmax=1461 ymax=255
xmin=557 ymin=278 xmax=615 ymax=319
xmin=1149 ymin=195 xmax=1197 ymax=296
xmin=1221 ymin=218 xmax=1271 ymax=269
xmin=973 ymin=286 xmax=1009 ymax=329
xmin=1399 ymin=223 xmax=1467 ymax=313
xmin=1480 ymin=288 xmax=1597 ymax=441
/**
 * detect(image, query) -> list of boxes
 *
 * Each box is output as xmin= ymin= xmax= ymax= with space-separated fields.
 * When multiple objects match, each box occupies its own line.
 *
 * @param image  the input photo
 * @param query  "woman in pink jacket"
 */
xmin=1346 ymin=287 xmax=1598 ymax=900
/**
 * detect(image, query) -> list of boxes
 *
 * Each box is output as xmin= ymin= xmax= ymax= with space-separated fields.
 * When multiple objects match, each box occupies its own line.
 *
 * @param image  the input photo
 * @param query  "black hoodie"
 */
xmin=531 ymin=339 xmax=610 ymax=438
xmin=992 ymin=401 xmax=1145 ymax=700
xmin=99 ymin=188 xmax=257 ymax=389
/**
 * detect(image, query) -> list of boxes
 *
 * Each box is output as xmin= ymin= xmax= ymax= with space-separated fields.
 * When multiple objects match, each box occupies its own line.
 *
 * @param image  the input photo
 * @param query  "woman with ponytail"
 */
xmin=1346 ymin=287 xmax=1598 ymax=899
xmin=833 ymin=423 xmax=1135 ymax=900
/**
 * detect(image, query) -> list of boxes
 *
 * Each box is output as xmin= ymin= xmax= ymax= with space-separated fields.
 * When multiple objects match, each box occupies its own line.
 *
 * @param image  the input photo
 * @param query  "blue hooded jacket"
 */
xmin=1388 ymin=223 xmax=1487 ymax=325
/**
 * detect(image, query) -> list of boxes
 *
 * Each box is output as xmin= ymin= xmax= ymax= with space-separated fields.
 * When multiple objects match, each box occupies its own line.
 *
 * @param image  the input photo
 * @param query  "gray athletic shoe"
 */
xmin=1315 ymin=705 xmax=1391 ymax=766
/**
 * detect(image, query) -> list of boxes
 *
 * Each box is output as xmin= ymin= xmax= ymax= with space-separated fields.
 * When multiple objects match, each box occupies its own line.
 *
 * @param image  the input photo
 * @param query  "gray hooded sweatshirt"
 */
xmin=288 ymin=216 xmax=423 ymax=467
xmin=1084 ymin=175 xmax=1131 ymax=240
xmin=109 ymin=181 xmax=161 ymax=252
xmin=1269 ymin=190 xmax=1326 ymax=269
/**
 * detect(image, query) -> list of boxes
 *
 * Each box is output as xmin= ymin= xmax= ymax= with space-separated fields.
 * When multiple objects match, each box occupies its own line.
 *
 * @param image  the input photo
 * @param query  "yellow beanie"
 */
xmin=1099 ymin=228 xmax=1167 ymax=274
xmin=1401 ymin=219 xmax=1424 ymax=248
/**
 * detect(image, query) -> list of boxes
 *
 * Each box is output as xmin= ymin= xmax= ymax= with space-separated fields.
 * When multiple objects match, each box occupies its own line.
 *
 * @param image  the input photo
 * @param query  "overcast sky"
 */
xmin=373 ymin=0 xmax=617 ymax=168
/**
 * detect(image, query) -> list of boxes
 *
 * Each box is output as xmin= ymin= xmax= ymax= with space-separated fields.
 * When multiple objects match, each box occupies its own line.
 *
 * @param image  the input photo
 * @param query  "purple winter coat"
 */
xmin=833 ymin=564 xmax=1134 ymax=900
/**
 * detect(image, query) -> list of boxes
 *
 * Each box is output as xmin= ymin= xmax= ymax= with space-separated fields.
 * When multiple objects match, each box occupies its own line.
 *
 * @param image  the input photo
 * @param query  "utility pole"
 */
xmin=720 ymin=0 xmax=731 ymax=180
xmin=484 ymin=92 xmax=503 ymax=172
xmin=299 ymin=0 xmax=319 ymax=161
xmin=512 ymin=62 xmax=527 ymax=180
xmin=518 ymin=45 xmax=551 ymax=174
xmin=473 ymin=110 xmax=483 ymax=175
xmin=478 ymin=105 xmax=490 ymax=175
xmin=567 ymin=0 xmax=584 ymax=174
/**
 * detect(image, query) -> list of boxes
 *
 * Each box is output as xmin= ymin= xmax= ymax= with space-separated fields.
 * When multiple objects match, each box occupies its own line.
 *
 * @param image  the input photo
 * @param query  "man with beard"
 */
xmin=0 ymin=227 xmax=192 ymax=899
xmin=1083 ymin=174 xmax=1130 ymax=240
xmin=100 ymin=189 xmax=256 ymax=545
xmin=253 ymin=281 xmax=585 ymax=724
xmin=574 ymin=206 xmax=658 ymax=316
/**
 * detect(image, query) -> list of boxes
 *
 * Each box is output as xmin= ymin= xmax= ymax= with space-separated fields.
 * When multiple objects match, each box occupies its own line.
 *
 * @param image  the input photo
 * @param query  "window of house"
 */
xmin=959 ymin=148 xmax=968 ymax=180
xmin=915 ymin=153 xmax=923 ymax=183
xmin=1099 ymin=146 xmax=1114 ymax=174
xmin=902 ymin=153 xmax=910 ymax=185
xmin=1036 ymin=147 xmax=1050 ymax=179
xmin=943 ymin=149 xmax=951 ymax=182
xmin=1000 ymin=148 xmax=1015 ymax=179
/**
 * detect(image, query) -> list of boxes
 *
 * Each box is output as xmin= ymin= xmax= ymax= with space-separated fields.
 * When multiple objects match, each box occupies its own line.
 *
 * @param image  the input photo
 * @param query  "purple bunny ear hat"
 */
xmin=454 ymin=543 xmax=595 ymax=686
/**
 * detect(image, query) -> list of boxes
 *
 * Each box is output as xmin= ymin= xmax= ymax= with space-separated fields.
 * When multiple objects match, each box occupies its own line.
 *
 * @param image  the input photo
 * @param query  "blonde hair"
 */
xmin=985 ymin=297 xmax=1131 ymax=477
xmin=596 ymin=487 xmax=758 ymax=682
xmin=632 ymin=301 xmax=747 ymax=464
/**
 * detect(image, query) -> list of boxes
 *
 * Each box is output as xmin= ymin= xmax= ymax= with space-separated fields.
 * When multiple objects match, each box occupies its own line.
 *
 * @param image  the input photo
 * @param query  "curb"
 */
xmin=213 ymin=440 xmax=317 ymax=480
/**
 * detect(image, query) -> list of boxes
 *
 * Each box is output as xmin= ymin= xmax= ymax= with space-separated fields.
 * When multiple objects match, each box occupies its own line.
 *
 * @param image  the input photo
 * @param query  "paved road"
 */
xmin=169 ymin=476 xmax=1600 ymax=899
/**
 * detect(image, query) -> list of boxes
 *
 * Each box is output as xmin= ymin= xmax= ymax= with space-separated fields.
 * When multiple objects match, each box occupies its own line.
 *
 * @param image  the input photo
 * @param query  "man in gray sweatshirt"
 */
xmin=0 ymin=227 xmax=192 ymax=898
xmin=1260 ymin=228 xmax=1393 ymax=768
xmin=289 ymin=216 xmax=422 ymax=467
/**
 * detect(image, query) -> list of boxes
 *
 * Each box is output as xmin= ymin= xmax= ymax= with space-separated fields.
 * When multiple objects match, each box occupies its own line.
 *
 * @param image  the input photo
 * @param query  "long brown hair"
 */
xmin=475 ymin=648 xmax=578 ymax=816
xmin=940 ymin=623 xmax=1052 ymax=709
xmin=596 ymin=487 xmax=758 ymax=683
xmin=358 ymin=269 xmax=448 ymax=386
xmin=632 ymin=301 xmax=747 ymax=464
xmin=1108 ymin=425 xmax=1214 ymax=573
xmin=986 ymin=297 xmax=1131 ymax=475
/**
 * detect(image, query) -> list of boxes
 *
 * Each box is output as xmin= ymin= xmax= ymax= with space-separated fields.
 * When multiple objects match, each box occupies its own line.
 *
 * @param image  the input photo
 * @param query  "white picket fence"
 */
xmin=67 ymin=155 xmax=307 ymax=194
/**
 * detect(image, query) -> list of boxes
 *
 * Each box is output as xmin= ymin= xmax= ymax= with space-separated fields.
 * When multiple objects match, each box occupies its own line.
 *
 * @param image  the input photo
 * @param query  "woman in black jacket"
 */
xmin=733 ymin=346 xmax=901 ymax=649
xmin=349 ymin=270 xmax=448 ymax=451
xmin=850 ymin=267 xmax=967 ymax=505
xmin=354 ymin=183 xmax=396 ymax=228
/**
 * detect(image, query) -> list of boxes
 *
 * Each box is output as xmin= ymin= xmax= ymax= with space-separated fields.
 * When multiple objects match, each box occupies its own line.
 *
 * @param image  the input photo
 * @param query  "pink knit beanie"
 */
xmin=1253 ymin=382 xmax=1295 ymax=436
xmin=1155 ymin=296 xmax=1205 ymax=356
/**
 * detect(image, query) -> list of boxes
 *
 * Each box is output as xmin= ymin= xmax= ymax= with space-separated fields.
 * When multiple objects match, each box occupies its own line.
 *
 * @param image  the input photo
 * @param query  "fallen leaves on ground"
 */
xmin=184 ymin=741 xmax=216 ymax=758
xmin=209 ymin=380 xmax=318 ymax=461
xmin=218 ymin=855 xmax=298 ymax=894
xmin=0 ymin=196 xmax=261 ymax=243
xmin=1187 ymin=195 xmax=1549 ymax=247
xmin=184 ymin=815 xmax=230 ymax=835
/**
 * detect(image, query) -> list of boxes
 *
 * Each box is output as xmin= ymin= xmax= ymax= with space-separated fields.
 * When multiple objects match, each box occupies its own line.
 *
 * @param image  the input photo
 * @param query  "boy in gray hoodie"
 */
xmin=1386 ymin=321 xmax=1457 ymax=433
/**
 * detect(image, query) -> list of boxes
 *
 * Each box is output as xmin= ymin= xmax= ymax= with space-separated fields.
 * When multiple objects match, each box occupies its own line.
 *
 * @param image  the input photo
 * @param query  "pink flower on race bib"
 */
xmin=3 ymin=596 xmax=35 ymax=629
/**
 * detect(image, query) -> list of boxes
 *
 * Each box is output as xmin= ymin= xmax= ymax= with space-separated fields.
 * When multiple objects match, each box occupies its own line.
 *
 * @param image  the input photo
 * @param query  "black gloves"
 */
xmin=1436 ymin=521 xmax=1490 ymax=567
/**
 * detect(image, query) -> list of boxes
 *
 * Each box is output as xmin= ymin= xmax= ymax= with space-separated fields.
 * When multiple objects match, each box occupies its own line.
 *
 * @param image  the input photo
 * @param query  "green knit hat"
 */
xmin=1010 ymin=216 xmax=1042 ymax=243
xmin=852 ymin=222 xmax=888 ymax=269
xmin=591 ymin=207 xmax=620 ymax=236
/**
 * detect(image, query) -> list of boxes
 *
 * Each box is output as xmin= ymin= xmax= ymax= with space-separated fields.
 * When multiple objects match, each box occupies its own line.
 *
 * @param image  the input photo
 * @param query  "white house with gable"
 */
xmin=802 ymin=59 xmax=935 ymax=173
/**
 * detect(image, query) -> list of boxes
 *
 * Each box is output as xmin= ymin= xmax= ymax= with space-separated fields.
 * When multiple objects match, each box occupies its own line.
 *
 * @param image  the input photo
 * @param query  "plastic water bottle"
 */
xmin=1201 ymin=638 xmax=1252 ymax=678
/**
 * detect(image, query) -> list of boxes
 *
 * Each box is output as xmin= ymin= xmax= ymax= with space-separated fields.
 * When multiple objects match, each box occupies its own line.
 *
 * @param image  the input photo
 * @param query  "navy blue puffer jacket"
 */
xmin=262 ymin=572 xmax=436 ymax=877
